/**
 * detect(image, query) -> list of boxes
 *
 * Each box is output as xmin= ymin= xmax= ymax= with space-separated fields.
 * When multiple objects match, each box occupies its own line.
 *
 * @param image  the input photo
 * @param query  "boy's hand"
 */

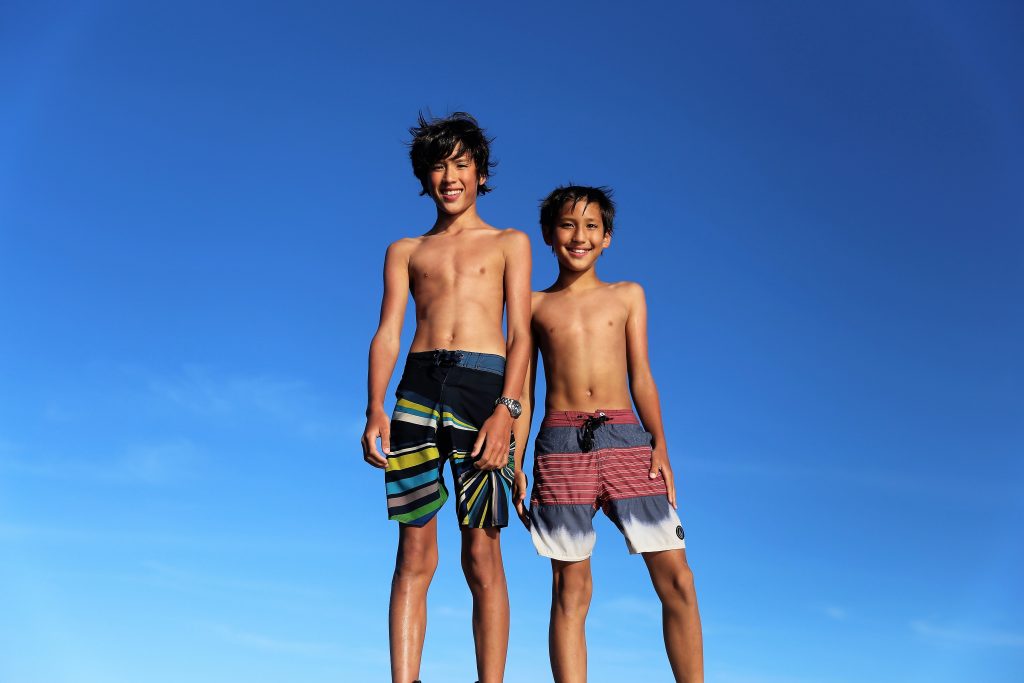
xmin=361 ymin=408 xmax=390 ymax=469
xmin=513 ymin=469 xmax=531 ymax=529
xmin=649 ymin=446 xmax=677 ymax=509
xmin=471 ymin=408 xmax=514 ymax=470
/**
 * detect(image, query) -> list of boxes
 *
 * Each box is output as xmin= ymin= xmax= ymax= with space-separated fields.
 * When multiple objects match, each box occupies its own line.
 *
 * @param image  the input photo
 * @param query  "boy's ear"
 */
xmin=478 ymin=174 xmax=488 ymax=188
xmin=602 ymin=231 xmax=612 ymax=249
xmin=541 ymin=225 xmax=552 ymax=246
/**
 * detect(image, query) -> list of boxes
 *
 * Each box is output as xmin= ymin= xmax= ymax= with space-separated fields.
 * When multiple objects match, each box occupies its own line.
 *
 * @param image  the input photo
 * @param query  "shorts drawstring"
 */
xmin=579 ymin=412 xmax=610 ymax=453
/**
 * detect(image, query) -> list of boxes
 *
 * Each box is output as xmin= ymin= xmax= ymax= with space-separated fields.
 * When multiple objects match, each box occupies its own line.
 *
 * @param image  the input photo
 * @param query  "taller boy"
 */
xmin=362 ymin=113 xmax=531 ymax=683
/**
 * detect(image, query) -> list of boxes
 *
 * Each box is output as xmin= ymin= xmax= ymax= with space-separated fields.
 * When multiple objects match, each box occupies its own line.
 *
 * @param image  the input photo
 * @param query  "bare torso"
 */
xmin=405 ymin=226 xmax=512 ymax=356
xmin=532 ymin=281 xmax=636 ymax=412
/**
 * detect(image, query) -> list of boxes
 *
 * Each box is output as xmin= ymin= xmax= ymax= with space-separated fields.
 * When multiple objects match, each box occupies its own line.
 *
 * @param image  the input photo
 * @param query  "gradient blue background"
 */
xmin=2 ymin=2 xmax=1022 ymax=682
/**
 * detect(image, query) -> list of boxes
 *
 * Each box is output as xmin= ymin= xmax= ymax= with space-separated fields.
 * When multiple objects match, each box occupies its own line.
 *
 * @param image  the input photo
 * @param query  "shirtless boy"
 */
xmin=362 ymin=112 xmax=531 ymax=683
xmin=511 ymin=185 xmax=703 ymax=682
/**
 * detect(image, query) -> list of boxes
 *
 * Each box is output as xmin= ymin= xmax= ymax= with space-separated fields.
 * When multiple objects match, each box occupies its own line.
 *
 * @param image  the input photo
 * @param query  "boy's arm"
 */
xmin=511 ymin=324 xmax=539 ymax=528
xmin=361 ymin=240 xmax=411 ymax=468
xmin=624 ymin=283 xmax=677 ymax=508
xmin=471 ymin=229 xmax=532 ymax=470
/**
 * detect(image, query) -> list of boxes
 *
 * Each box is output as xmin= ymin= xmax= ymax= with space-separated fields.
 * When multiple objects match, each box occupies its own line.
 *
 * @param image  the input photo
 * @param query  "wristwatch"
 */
xmin=495 ymin=396 xmax=522 ymax=419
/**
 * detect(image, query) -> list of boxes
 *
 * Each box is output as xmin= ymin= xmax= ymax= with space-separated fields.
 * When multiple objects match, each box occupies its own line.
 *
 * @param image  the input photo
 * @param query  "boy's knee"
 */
xmin=663 ymin=564 xmax=697 ymax=605
xmin=552 ymin=567 xmax=592 ymax=615
xmin=461 ymin=534 xmax=503 ymax=588
xmin=394 ymin=545 xmax=438 ymax=585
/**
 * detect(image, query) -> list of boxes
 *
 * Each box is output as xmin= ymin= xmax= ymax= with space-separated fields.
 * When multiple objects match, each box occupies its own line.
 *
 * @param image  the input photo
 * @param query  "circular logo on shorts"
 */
xmin=676 ymin=525 xmax=685 ymax=540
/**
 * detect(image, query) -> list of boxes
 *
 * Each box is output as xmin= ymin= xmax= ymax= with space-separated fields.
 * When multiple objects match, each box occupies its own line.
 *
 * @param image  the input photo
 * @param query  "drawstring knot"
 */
xmin=579 ymin=412 xmax=610 ymax=452
xmin=432 ymin=349 xmax=464 ymax=367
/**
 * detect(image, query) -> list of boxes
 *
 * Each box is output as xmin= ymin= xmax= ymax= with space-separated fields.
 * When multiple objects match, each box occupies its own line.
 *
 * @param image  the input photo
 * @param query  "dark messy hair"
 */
xmin=539 ymin=185 xmax=616 ymax=238
xmin=408 ymin=112 xmax=495 ymax=196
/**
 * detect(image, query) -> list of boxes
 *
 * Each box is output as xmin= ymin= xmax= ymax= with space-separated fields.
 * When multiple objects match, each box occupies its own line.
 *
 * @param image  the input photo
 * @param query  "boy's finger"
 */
xmin=471 ymin=431 xmax=485 ymax=458
xmin=381 ymin=426 xmax=391 ymax=455
xmin=649 ymin=459 xmax=660 ymax=479
xmin=366 ymin=445 xmax=388 ymax=468
xmin=664 ymin=469 xmax=677 ymax=508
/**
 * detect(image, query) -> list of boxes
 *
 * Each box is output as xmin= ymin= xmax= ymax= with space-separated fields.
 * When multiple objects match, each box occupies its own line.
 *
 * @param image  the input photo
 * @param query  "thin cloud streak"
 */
xmin=146 ymin=364 xmax=347 ymax=440
xmin=136 ymin=561 xmax=331 ymax=601
xmin=681 ymin=454 xmax=1020 ymax=507
xmin=203 ymin=622 xmax=338 ymax=655
xmin=0 ymin=438 xmax=199 ymax=485
xmin=911 ymin=620 xmax=1024 ymax=648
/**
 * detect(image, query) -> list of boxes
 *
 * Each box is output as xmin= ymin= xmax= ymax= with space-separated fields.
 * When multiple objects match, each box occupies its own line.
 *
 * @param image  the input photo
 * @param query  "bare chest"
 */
xmin=409 ymin=240 xmax=504 ymax=291
xmin=535 ymin=295 xmax=629 ymax=348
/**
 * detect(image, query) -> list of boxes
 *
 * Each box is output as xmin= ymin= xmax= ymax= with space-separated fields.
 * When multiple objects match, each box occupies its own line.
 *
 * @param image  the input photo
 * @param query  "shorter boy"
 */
xmin=512 ymin=186 xmax=704 ymax=682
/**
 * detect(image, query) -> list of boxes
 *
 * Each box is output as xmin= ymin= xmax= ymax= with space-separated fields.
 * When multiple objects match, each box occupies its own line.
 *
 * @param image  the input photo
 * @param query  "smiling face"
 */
xmin=545 ymin=198 xmax=611 ymax=271
xmin=427 ymin=147 xmax=486 ymax=215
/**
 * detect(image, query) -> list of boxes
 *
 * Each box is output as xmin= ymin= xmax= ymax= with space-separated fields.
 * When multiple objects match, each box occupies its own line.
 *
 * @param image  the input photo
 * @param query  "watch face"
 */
xmin=499 ymin=397 xmax=522 ymax=418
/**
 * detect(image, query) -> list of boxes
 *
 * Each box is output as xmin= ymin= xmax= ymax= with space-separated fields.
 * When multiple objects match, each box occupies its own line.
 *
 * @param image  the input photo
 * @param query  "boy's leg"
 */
xmin=460 ymin=527 xmax=509 ymax=683
xmin=391 ymin=517 xmax=439 ymax=683
xmin=642 ymin=549 xmax=703 ymax=683
xmin=549 ymin=558 xmax=592 ymax=683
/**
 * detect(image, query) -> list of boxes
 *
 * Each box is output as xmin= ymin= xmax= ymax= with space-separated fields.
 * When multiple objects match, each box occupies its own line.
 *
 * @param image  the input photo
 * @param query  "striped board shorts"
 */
xmin=529 ymin=409 xmax=685 ymax=561
xmin=384 ymin=349 xmax=515 ymax=528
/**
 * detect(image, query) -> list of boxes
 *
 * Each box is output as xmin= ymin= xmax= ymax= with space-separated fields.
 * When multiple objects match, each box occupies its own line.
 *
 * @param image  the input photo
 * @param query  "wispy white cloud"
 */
xmin=712 ymin=671 xmax=841 ymax=683
xmin=147 ymin=364 xmax=346 ymax=440
xmin=911 ymin=619 xmax=1024 ymax=647
xmin=680 ymin=454 xmax=1018 ymax=506
xmin=599 ymin=595 xmax=662 ymax=620
xmin=202 ymin=622 xmax=338 ymax=655
xmin=0 ymin=437 xmax=199 ymax=485
xmin=434 ymin=604 xmax=470 ymax=619
xmin=0 ymin=521 xmax=341 ymax=555
xmin=0 ymin=440 xmax=198 ymax=483
xmin=137 ymin=561 xmax=330 ymax=600
xmin=814 ymin=604 xmax=848 ymax=621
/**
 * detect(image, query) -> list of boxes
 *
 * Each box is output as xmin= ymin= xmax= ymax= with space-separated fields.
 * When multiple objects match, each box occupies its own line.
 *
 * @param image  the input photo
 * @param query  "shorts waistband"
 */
xmin=407 ymin=349 xmax=506 ymax=375
xmin=541 ymin=409 xmax=638 ymax=428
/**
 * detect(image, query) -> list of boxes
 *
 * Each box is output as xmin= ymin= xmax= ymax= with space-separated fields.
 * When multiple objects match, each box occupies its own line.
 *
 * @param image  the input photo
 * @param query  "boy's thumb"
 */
xmin=382 ymin=428 xmax=391 ymax=454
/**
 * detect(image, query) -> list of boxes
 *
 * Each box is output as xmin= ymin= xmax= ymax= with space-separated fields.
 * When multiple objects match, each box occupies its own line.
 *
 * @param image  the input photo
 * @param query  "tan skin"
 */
xmin=511 ymin=199 xmax=704 ymax=683
xmin=361 ymin=149 xmax=531 ymax=683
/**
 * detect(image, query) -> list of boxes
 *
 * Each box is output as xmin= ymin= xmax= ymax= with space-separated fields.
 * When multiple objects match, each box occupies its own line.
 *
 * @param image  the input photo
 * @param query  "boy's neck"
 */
xmin=429 ymin=204 xmax=486 ymax=234
xmin=552 ymin=265 xmax=603 ymax=292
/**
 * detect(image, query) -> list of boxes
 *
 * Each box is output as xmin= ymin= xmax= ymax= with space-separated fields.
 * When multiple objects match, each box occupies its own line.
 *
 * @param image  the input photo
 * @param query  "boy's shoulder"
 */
xmin=486 ymin=226 xmax=530 ymax=262
xmin=535 ymin=280 xmax=645 ymax=299
xmin=494 ymin=226 xmax=529 ymax=247
xmin=385 ymin=235 xmax=423 ymax=254
xmin=606 ymin=280 xmax=645 ymax=303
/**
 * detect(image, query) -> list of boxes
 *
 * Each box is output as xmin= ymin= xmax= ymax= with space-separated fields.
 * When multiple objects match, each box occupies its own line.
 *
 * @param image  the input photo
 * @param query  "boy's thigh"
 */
xmin=385 ymin=382 xmax=447 ymax=526
xmin=449 ymin=452 xmax=514 ymax=528
xmin=529 ymin=425 xmax=602 ymax=561
xmin=442 ymin=366 xmax=514 ymax=528
xmin=530 ymin=503 xmax=600 ymax=562
xmin=603 ymin=494 xmax=685 ymax=555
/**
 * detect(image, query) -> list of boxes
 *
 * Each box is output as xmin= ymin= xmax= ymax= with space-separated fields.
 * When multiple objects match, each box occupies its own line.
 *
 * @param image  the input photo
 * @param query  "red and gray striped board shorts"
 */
xmin=529 ymin=409 xmax=685 ymax=562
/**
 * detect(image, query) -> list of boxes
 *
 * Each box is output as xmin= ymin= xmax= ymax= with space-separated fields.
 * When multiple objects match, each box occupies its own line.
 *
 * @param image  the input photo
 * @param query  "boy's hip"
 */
xmin=534 ymin=409 xmax=650 ymax=456
xmin=403 ymin=349 xmax=505 ymax=376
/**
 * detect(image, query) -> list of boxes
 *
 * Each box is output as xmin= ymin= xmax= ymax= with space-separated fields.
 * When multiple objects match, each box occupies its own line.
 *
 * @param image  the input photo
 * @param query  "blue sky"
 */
xmin=2 ymin=1 xmax=1022 ymax=682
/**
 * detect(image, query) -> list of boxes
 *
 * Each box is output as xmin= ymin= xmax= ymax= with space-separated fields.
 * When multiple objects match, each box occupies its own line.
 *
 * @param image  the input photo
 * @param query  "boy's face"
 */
xmin=546 ymin=199 xmax=611 ymax=271
xmin=427 ymin=148 xmax=485 ymax=214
